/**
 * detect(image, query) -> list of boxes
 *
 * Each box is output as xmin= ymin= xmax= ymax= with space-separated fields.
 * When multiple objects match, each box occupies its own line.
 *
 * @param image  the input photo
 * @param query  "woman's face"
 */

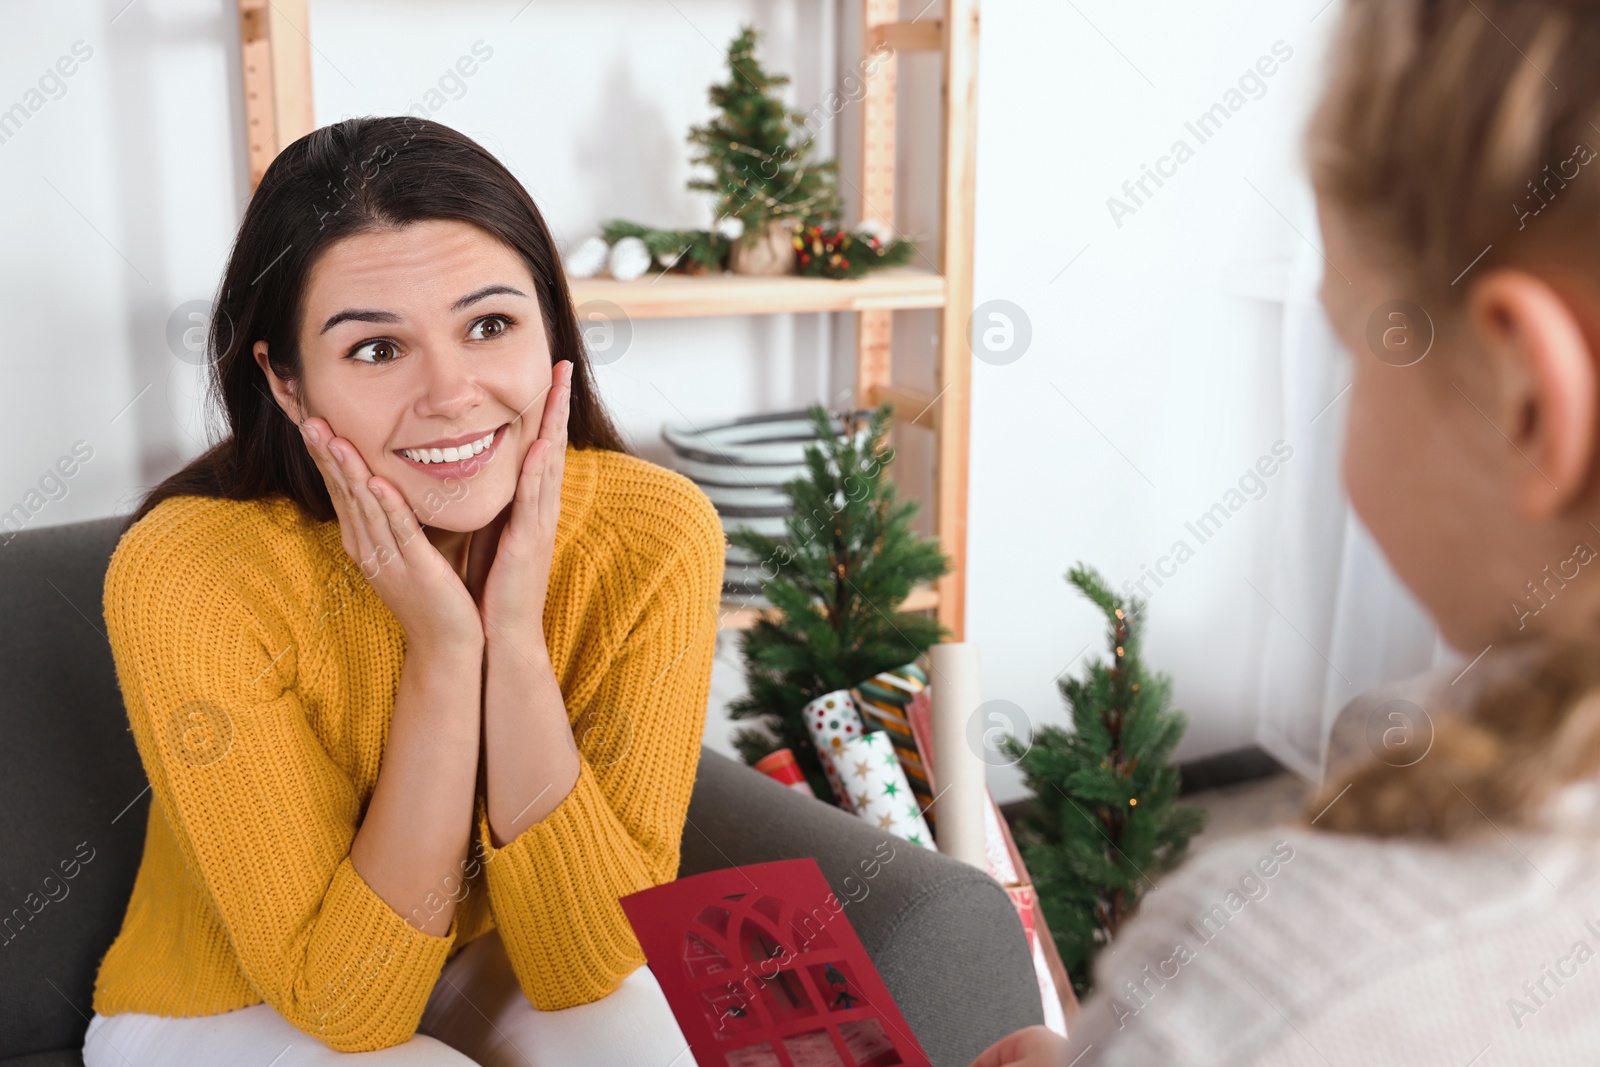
xmin=258 ymin=218 xmax=552 ymax=533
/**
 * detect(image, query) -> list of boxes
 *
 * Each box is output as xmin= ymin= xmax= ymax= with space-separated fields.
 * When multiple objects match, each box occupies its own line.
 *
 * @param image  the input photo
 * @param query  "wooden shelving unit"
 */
xmin=235 ymin=0 xmax=979 ymax=638
xmin=568 ymin=266 xmax=946 ymax=320
xmin=718 ymin=584 xmax=940 ymax=633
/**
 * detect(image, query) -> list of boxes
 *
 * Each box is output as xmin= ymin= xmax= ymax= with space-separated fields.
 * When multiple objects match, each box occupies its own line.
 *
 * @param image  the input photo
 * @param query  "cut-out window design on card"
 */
xmin=624 ymin=859 xmax=930 ymax=1067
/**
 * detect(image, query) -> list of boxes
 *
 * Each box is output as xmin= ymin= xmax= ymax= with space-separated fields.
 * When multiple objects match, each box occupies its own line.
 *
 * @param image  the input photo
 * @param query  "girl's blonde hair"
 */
xmin=1309 ymin=0 xmax=1600 ymax=301
xmin=1306 ymin=0 xmax=1600 ymax=837
xmin=1310 ymin=638 xmax=1600 ymax=837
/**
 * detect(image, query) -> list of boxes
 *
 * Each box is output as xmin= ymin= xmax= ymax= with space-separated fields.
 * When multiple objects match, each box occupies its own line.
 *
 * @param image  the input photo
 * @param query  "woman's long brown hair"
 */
xmin=125 ymin=115 xmax=628 ymax=532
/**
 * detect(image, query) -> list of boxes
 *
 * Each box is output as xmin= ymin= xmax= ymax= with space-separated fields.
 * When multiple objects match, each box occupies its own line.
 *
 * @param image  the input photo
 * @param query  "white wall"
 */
xmin=968 ymin=1 xmax=1339 ymax=801
xmin=1 ymin=0 xmax=1344 ymax=804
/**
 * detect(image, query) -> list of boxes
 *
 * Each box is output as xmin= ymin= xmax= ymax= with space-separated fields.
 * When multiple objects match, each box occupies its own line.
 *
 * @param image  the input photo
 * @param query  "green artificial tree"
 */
xmin=727 ymin=403 xmax=949 ymax=802
xmin=1004 ymin=565 xmax=1207 ymax=998
xmin=687 ymin=25 xmax=840 ymax=247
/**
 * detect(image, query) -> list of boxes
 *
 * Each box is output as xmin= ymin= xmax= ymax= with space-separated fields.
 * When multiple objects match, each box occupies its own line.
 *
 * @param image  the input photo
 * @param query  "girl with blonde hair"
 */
xmin=974 ymin=0 xmax=1600 ymax=1062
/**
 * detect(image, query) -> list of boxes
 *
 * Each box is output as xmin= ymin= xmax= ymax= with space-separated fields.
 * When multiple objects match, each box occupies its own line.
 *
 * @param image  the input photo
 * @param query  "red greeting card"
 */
xmin=620 ymin=858 xmax=932 ymax=1067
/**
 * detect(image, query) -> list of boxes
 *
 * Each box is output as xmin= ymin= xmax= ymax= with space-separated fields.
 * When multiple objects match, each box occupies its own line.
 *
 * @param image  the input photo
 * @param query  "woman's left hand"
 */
xmin=466 ymin=359 xmax=573 ymax=647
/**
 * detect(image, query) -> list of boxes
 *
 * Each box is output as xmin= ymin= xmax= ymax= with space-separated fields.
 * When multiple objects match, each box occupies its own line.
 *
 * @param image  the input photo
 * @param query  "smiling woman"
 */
xmin=83 ymin=117 xmax=725 ymax=1067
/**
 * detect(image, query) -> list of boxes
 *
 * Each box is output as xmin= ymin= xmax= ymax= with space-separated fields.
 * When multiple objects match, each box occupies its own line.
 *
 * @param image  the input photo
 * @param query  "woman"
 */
xmin=970 ymin=0 xmax=1600 ymax=1063
xmin=82 ymin=116 xmax=724 ymax=1066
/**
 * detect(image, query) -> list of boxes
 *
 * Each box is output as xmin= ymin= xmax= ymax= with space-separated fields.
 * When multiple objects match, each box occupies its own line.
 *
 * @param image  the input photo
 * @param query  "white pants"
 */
xmin=82 ymin=929 xmax=697 ymax=1067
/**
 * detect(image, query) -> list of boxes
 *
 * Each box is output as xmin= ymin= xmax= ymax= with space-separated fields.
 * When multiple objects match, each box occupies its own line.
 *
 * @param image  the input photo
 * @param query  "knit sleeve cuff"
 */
xmin=299 ymin=855 xmax=458 ymax=1049
xmin=475 ymin=760 xmax=655 ymax=1010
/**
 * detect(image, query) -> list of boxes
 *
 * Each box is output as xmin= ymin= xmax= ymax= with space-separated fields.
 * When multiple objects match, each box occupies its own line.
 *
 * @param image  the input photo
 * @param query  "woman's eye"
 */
xmin=468 ymin=315 xmax=512 ymax=341
xmin=348 ymin=339 xmax=398 ymax=364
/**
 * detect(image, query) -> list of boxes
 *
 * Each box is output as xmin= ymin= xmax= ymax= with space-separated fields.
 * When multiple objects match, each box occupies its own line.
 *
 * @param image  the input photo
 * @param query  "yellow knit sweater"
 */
xmin=91 ymin=445 xmax=724 ymax=1052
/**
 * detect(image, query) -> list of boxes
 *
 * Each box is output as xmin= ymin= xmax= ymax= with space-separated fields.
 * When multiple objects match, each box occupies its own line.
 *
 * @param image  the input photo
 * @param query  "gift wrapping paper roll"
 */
xmin=929 ymin=642 xmax=987 ymax=869
xmin=802 ymin=689 xmax=867 ymax=808
xmin=907 ymin=687 xmax=935 ymax=784
xmin=983 ymin=794 xmax=1021 ymax=884
xmin=1006 ymin=884 xmax=1038 ymax=947
xmin=753 ymin=748 xmax=816 ymax=798
xmin=851 ymin=663 xmax=934 ymax=822
xmin=835 ymin=730 xmax=935 ymax=849
xmin=1005 ymin=883 xmax=1069 ymax=1037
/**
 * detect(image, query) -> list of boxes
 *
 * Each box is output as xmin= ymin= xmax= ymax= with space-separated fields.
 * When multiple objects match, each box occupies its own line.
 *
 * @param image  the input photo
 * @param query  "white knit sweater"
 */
xmin=1059 ymin=779 xmax=1600 ymax=1065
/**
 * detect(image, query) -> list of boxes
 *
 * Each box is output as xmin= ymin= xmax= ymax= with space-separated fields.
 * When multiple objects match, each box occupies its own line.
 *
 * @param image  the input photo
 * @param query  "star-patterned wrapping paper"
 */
xmin=834 ymin=731 xmax=935 ymax=850
xmin=802 ymin=688 xmax=868 ymax=807
xmin=851 ymin=662 xmax=935 ymax=827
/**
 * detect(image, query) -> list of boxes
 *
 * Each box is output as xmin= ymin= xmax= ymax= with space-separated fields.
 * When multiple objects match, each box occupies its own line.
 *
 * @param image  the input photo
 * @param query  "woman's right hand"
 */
xmin=299 ymin=417 xmax=484 ymax=652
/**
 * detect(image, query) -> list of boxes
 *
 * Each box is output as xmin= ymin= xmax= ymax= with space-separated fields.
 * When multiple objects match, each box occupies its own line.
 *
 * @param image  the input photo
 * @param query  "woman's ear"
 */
xmin=252 ymin=340 xmax=304 ymax=423
xmin=1466 ymin=270 xmax=1597 ymax=520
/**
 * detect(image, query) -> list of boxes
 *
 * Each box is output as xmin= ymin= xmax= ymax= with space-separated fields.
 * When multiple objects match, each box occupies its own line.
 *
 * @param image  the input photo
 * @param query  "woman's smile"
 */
xmin=395 ymin=421 xmax=511 ymax=478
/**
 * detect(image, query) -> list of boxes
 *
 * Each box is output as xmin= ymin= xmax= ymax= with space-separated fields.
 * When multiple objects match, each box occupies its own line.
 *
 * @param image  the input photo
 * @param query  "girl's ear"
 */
xmin=1466 ymin=270 xmax=1597 ymax=521
xmin=253 ymin=340 xmax=304 ymax=423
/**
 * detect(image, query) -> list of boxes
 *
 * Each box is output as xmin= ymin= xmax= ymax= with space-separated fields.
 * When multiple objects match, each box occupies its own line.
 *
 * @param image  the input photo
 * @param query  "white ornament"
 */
xmin=607 ymin=236 xmax=652 ymax=281
xmin=564 ymin=236 xmax=609 ymax=279
xmin=715 ymin=216 xmax=745 ymax=241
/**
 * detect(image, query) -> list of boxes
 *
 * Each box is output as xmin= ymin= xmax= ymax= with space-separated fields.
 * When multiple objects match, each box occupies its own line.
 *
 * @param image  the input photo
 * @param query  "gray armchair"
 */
xmin=0 ymin=516 xmax=1042 ymax=1066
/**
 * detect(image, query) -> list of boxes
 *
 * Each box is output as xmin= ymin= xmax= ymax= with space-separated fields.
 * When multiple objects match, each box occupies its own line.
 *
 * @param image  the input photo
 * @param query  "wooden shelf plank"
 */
xmin=718 ymin=585 xmax=940 ymax=632
xmin=568 ymin=267 xmax=945 ymax=320
xmin=871 ymin=384 xmax=937 ymax=429
xmin=874 ymin=19 xmax=943 ymax=52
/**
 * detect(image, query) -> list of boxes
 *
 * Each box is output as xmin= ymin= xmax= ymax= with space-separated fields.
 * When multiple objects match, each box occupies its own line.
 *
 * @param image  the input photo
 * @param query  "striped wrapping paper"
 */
xmin=850 ymin=662 xmax=935 ymax=827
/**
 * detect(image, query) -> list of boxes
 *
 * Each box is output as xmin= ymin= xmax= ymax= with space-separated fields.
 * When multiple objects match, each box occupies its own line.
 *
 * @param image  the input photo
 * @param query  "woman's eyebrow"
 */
xmin=452 ymin=284 xmax=528 ymax=311
xmin=318 ymin=285 xmax=527 ymax=335
xmin=320 ymin=308 xmax=399 ymax=334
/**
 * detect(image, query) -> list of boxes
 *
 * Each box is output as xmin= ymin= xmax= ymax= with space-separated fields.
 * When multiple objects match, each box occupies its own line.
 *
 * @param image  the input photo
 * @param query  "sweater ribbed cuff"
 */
xmin=476 ymin=760 xmax=655 ymax=1010
xmin=299 ymin=855 xmax=457 ymax=1050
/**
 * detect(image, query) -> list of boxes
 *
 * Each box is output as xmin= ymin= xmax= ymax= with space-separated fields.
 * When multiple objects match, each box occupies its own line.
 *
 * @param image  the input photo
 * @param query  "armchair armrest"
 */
xmin=680 ymin=748 xmax=1044 ymax=1067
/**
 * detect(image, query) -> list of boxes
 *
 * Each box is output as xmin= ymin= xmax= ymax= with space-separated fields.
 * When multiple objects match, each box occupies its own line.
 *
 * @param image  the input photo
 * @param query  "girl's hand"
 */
xmin=299 ymin=417 xmax=484 ymax=652
xmin=465 ymin=360 xmax=572 ymax=646
xmin=967 ymin=1026 xmax=1070 ymax=1067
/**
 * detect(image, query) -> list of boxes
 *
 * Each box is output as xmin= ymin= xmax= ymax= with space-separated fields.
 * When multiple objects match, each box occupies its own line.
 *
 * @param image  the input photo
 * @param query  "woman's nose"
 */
xmin=413 ymin=344 xmax=483 ymax=416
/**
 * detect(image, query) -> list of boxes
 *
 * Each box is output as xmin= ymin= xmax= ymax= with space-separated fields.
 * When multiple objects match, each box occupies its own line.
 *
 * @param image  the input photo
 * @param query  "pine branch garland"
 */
xmin=600 ymin=220 xmax=728 ymax=274
xmin=793 ymin=223 xmax=916 ymax=279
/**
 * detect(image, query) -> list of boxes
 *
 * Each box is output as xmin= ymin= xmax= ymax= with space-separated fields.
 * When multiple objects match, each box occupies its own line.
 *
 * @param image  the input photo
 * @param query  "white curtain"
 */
xmin=1251 ymin=198 xmax=1458 ymax=783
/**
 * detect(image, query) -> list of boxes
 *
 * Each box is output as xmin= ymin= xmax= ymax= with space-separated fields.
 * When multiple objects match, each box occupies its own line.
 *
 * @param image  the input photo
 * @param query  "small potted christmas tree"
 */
xmin=1005 ymin=565 xmax=1207 ymax=997
xmin=689 ymin=25 xmax=840 ymax=274
xmin=596 ymin=25 xmax=917 ymax=280
xmin=727 ymin=403 xmax=949 ymax=801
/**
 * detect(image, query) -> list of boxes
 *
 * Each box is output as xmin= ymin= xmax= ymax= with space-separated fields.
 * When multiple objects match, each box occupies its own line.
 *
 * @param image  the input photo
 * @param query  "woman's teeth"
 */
xmin=401 ymin=428 xmax=497 ymax=465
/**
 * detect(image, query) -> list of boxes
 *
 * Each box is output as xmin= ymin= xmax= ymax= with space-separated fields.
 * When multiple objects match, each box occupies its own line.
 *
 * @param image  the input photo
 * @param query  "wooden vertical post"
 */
xmin=855 ymin=0 xmax=900 ymax=410
xmin=239 ymin=0 xmax=314 ymax=190
xmin=936 ymin=0 xmax=979 ymax=640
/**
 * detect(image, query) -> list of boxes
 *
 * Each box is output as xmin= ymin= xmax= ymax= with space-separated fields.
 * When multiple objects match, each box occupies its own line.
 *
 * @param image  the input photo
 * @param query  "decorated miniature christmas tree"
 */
xmin=599 ymin=25 xmax=916 ymax=279
xmin=727 ymin=403 xmax=949 ymax=802
xmin=1005 ymin=565 xmax=1207 ymax=997
xmin=688 ymin=25 xmax=840 ymax=250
